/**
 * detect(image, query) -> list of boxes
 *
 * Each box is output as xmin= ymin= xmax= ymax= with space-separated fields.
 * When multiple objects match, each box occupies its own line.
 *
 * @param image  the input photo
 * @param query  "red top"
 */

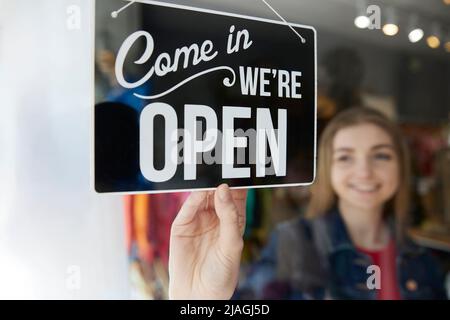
xmin=356 ymin=239 xmax=401 ymax=300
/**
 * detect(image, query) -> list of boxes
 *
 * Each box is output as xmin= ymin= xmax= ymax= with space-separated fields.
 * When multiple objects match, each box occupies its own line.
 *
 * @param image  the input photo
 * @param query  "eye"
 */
xmin=335 ymin=155 xmax=352 ymax=162
xmin=373 ymin=152 xmax=392 ymax=161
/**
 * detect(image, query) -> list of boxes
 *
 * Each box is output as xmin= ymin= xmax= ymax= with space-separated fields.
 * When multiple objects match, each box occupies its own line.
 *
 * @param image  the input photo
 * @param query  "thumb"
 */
xmin=214 ymin=184 xmax=243 ymax=250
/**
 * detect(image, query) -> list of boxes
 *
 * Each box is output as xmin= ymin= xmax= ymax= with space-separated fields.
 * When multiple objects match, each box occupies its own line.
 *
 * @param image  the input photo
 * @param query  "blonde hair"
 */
xmin=306 ymin=107 xmax=411 ymax=236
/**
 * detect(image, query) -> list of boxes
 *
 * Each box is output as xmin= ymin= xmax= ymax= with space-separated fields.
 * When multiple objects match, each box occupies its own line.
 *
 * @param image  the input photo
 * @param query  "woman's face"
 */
xmin=330 ymin=123 xmax=399 ymax=213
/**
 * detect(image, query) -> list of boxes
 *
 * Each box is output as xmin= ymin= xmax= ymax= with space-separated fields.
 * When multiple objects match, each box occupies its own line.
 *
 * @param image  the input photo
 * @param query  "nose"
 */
xmin=354 ymin=157 xmax=374 ymax=179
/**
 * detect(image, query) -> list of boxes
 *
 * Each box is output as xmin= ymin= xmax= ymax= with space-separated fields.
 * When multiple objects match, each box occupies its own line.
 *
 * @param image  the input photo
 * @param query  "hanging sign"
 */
xmin=94 ymin=0 xmax=316 ymax=193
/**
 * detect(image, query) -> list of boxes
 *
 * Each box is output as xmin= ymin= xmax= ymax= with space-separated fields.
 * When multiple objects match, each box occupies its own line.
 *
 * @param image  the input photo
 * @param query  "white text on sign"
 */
xmin=139 ymin=104 xmax=287 ymax=182
xmin=239 ymin=67 xmax=302 ymax=98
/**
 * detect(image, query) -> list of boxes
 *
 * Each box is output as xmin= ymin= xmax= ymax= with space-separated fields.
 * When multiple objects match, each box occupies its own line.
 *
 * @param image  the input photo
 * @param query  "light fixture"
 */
xmin=354 ymin=0 xmax=370 ymax=29
xmin=426 ymin=23 xmax=441 ymax=49
xmin=444 ymin=0 xmax=450 ymax=5
xmin=355 ymin=16 xmax=370 ymax=29
xmin=382 ymin=7 xmax=399 ymax=36
xmin=409 ymin=29 xmax=424 ymax=43
xmin=407 ymin=15 xmax=424 ymax=43
xmin=445 ymin=41 xmax=450 ymax=52
xmin=445 ymin=31 xmax=450 ymax=52
xmin=427 ymin=36 xmax=440 ymax=48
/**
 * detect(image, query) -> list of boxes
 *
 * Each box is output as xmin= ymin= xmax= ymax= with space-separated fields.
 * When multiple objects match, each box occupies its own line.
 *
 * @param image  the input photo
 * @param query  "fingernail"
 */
xmin=218 ymin=184 xmax=231 ymax=201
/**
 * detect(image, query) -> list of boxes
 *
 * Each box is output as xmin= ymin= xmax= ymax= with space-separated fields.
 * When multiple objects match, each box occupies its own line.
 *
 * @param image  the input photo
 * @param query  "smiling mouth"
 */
xmin=348 ymin=184 xmax=381 ymax=193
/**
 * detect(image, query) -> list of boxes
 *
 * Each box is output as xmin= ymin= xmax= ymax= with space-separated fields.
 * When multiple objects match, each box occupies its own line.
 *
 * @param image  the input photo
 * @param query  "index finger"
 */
xmin=172 ymin=191 xmax=208 ymax=227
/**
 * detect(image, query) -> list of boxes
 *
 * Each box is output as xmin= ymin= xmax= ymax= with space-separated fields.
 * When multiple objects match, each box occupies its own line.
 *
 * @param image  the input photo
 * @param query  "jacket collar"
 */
xmin=316 ymin=207 xmax=354 ymax=254
xmin=316 ymin=207 xmax=423 ymax=256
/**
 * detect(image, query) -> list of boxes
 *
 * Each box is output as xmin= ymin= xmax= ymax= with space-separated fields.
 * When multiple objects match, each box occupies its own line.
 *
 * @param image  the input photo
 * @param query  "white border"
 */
xmin=91 ymin=0 xmax=317 ymax=195
xmin=90 ymin=0 xmax=96 ymax=195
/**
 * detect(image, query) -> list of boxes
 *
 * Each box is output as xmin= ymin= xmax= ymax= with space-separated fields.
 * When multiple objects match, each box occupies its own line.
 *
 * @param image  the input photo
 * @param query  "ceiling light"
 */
xmin=354 ymin=0 xmax=370 ymax=29
xmin=445 ymin=41 xmax=450 ymax=52
xmin=444 ymin=32 xmax=450 ymax=52
xmin=355 ymin=16 xmax=370 ymax=29
xmin=407 ymin=15 xmax=424 ymax=43
xmin=427 ymin=36 xmax=440 ymax=48
xmin=382 ymin=7 xmax=399 ymax=36
xmin=383 ymin=24 xmax=399 ymax=36
xmin=426 ymin=23 xmax=441 ymax=49
xmin=409 ymin=29 xmax=424 ymax=42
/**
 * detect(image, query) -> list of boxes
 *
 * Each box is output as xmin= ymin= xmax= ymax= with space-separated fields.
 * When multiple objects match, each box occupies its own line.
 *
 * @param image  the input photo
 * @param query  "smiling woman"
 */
xmin=330 ymin=123 xmax=400 ymax=233
xmin=307 ymin=107 xmax=410 ymax=232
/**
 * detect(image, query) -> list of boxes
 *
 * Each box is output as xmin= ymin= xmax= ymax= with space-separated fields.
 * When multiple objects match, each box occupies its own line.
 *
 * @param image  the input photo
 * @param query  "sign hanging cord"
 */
xmin=260 ymin=0 xmax=306 ymax=43
xmin=111 ymin=0 xmax=136 ymax=18
xmin=110 ymin=0 xmax=306 ymax=43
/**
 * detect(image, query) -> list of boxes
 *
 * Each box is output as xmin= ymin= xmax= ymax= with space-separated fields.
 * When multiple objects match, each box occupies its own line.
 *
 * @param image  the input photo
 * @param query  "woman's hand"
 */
xmin=168 ymin=184 xmax=247 ymax=300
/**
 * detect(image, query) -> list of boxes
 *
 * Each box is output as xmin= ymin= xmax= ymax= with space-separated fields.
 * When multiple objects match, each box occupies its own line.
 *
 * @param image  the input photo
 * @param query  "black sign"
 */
xmin=94 ymin=0 xmax=316 ymax=193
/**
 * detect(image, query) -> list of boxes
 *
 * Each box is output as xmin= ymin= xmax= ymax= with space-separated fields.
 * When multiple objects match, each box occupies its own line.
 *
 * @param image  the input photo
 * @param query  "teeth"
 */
xmin=350 ymin=184 xmax=378 ymax=192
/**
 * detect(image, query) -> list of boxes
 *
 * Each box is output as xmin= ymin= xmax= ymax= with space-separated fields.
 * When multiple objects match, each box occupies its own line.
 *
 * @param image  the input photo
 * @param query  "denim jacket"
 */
xmin=238 ymin=208 xmax=447 ymax=300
